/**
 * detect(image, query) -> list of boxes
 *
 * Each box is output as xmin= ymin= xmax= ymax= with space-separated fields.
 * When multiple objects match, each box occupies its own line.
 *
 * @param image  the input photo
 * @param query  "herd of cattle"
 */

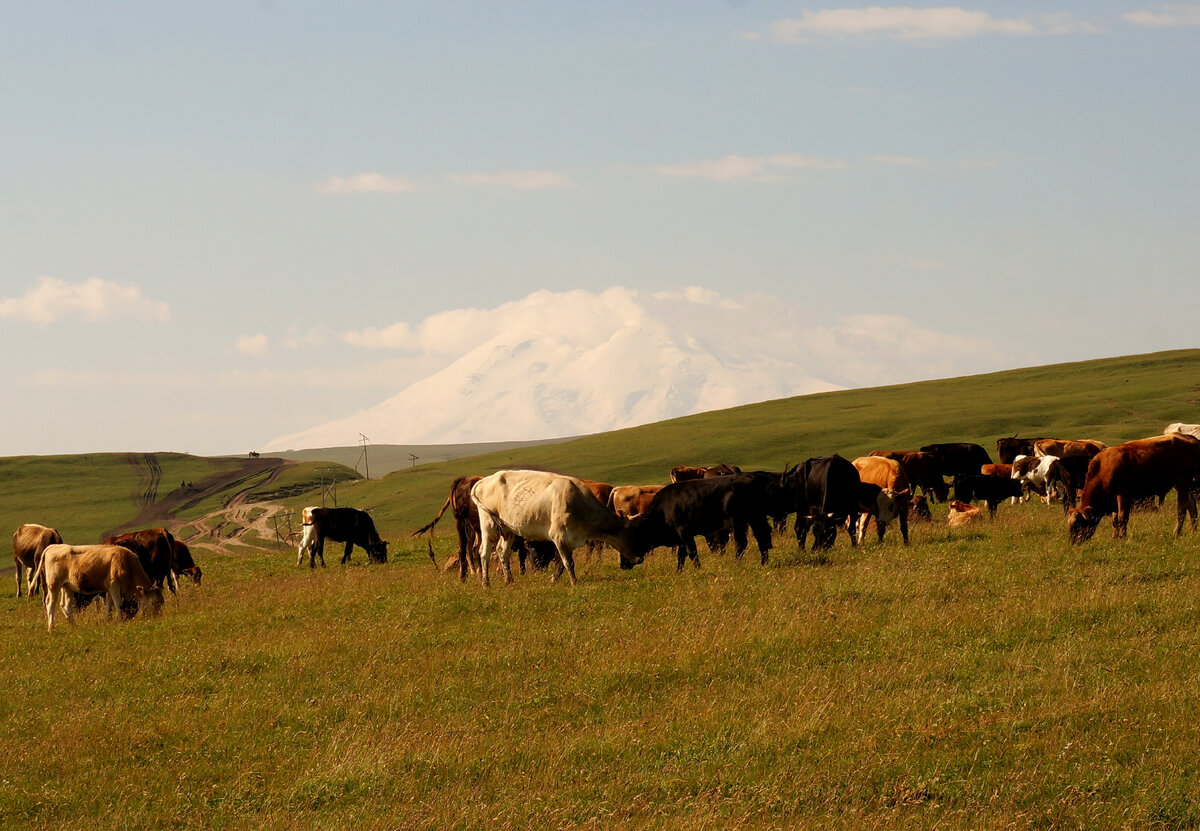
xmin=405 ymin=423 xmax=1200 ymax=587
xmin=15 ymin=422 xmax=1200 ymax=626
xmin=12 ymin=525 xmax=201 ymax=630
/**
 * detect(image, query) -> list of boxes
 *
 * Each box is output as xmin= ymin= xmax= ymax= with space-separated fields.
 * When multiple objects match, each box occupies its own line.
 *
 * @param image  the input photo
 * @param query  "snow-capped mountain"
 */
xmin=263 ymin=288 xmax=841 ymax=450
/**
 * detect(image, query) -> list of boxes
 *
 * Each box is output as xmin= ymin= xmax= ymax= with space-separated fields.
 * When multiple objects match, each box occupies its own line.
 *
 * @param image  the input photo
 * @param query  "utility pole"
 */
xmin=409 ymin=453 xmax=419 ymax=468
xmin=356 ymin=433 xmax=370 ymax=481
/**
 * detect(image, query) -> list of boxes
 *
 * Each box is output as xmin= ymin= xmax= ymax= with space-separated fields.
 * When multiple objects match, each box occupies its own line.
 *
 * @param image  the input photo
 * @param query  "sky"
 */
xmin=2 ymin=2 xmax=1198 ymax=456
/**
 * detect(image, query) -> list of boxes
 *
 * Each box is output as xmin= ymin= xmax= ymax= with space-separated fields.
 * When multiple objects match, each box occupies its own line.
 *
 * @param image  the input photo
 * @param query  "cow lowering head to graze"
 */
xmin=996 ymin=436 xmax=1046 ymax=465
xmin=471 ymin=470 xmax=645 ymax=586
xmin=669 ymin=464 xmax=741 ymax=483
xmin=33 ymin=543 xmax=164 ymax=631
xmin=1067 ymin=434 xmax=1200 ymax=544
xmin=852 ymin=456 xmax=911 ymax=545
xmin=869 ymin=450 xmax=950 ymax=502
xmin=1011 ymin=455 xmax=1065 ymax=506
xmin=103 ymin=528 xmax=178 ymax=594
xmin=1033 ymin=438 xmax=1106 ymax=460
xmin=411 ymin=476 xmax=483 ymax=582
xmin=301 ymin=507 xmax=388 ymax=567
xmin=919 ymin=443 xmax=994 ymax=478
xmin=12 ymin=523 xmax=63 ymax=598
xmin=171 ymin=538 xmax=202 ymax=586
xmin=629 ymin=472 xmax=784 ymax=571
xmin=952 ymin=474 xmax=1024 ymax=518
xmin=786 ymin=455 xmax=862 ymax=553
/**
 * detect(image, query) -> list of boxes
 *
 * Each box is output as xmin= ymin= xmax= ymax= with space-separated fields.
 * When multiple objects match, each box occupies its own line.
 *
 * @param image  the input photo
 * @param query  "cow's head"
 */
xmin=1066 ymin=508 xmax=1100 ymax=545
xmin=136 ymin=586 xmax=166 ymax=616
xmin=367 ymin=541 xmax=389 ymax=564
xmin=180 ymin=566 xmax=202 ymax=586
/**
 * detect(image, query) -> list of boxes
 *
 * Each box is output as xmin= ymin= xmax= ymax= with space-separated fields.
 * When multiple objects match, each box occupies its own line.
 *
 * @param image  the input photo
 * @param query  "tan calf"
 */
xmin=33 ymin=544 xmax=165 ymax=631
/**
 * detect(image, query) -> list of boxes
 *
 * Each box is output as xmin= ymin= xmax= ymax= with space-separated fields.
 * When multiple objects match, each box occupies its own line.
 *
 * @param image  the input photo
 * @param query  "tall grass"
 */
xmin=5 ymin=499 xmax=1200 ymax=829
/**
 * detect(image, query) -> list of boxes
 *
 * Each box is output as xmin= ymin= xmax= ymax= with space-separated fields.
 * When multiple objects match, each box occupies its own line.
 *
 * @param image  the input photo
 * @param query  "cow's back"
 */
xmin=852 ymin=456 xmax=909 ymax=492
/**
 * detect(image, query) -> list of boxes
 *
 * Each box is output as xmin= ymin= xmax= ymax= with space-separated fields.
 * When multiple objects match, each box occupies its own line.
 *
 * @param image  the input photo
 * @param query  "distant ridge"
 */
xmin=269 ymin=437 xmax=577 ymax=477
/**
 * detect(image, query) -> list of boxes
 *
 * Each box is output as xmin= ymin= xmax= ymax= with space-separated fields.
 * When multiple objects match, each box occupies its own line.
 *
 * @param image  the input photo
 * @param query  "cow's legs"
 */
xmin=497 ymin=535 xmax=515 ymax=585
xmin=899 ymin=507 xmax=909 ymax=545
xmin=1173 ymin=485 xmax=1195 ymax=536
xmin=795 ymin=518 xmax=809 ymax=552
xmin=455 ymin=522 xmax=471 ymax=582
xmin=732 ymin=522 xmax=749 ymax=559
xmin=43 ymin=587 xmax=57 ymax=631
xmin=1113 ymin=495 xmax=1130 ymax=539
xmin=15 ymin=561 xmax=24 ymax=598
xmin=59 ymin=588 xmax=77 ymax=627
xmin=551 ymin=543 xmax=577 ymax=586
xmin=342 ymin=541 xmax=354 ymax=565
xmin=750 ymin=517 xmax=772 ymax=565
xmin=477 ymin=515 xmax=498 ymax=587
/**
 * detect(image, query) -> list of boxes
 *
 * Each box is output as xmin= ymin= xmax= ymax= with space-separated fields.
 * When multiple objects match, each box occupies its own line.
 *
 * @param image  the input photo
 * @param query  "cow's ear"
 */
xmin=1080 ymin=507 xmax=1094 ymax=521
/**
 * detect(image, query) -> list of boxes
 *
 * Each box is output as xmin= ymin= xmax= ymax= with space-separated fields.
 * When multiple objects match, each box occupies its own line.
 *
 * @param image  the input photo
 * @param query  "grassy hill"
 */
xmin=4 ymin=349 xmax=1200 ymax=830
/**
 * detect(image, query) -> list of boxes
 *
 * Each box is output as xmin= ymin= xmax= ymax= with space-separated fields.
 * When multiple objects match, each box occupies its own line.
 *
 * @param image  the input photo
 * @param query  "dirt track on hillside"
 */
xmin=107 ymin=456 xmax=302 ymax=557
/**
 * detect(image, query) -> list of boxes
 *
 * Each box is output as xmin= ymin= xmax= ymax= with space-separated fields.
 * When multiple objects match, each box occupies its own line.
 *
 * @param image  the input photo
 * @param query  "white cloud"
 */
xmin=0 ymin=276 xmax=170 ymax=325
xmin=769 ymin=7 xmax=1095 ymax=42
xmin=320 ymin=173 xmax=418 ymax=194
xmin=447 ymin=170 xmax=571 ymax=189
xmin=868 ymin=154 xmax=929 ymax=167
xmin=236 ymin=333 xmax=269 ymax=355
xmin=1124 ymin=5 xmax=1200 ymax=27
xmin=652 ymin=153 xmax=847 ymax=183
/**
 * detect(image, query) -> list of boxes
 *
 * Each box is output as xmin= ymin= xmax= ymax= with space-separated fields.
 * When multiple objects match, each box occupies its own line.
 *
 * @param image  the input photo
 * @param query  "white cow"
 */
xmin=1165 ymin=423 xmax=1200 ymax=440
xmin=296 ymin=506 xmax=318 ymax=566
xmin=470 ymin=470 xmax=645 ymax=587
xmin=1012 ymin=454 xmax=1064 ymax=505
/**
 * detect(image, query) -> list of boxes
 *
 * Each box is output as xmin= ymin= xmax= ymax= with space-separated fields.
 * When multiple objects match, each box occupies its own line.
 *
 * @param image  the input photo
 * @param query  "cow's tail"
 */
xmin=411 ymin=493 xmax=453 ymax=538
xmin=30 ymin=555 xmax=47 ymax=598
xmin=426 ymin=538 xmax=438 ymax=569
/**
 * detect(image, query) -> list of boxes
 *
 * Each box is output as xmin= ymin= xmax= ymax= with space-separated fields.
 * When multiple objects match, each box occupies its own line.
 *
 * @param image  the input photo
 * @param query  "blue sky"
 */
xmin=2 ymin=2 xmax=1198 ymax=455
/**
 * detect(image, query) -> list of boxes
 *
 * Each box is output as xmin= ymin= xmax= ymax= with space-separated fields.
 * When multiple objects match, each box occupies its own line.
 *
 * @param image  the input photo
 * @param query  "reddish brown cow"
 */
xmin=12 ymin=523 xmax=63 ymax=597
xmin=103 ymin=528 xmax=178 ymax=593
xmin=669 ymin=464 xmax=741 ymax=483
xmin=869 ymin=450 xmax=949 ymax=502
xmin=980 ymin=463 xmax=1013 ymax=478
xmin=1067 ymin=434 xmax=1200 ymax=544
xmin=608 ymin=485 xmax=666 ymax=519
xmin=413 ymin=475 xmax=483 ymax=581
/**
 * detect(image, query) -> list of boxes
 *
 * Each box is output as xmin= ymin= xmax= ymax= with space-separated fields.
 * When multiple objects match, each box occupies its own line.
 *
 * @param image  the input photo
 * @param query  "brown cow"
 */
xmin=1067 ymin=434 xmax=1200 ymax=544
xmin=171 ymin=539 xmax=202 ymax=586
xmin=669 ymin=464 xmax=741 ymax=483
xmin=608 ymin=485 xmax=666 ymax=519
xmin=869 ymin=450 xmax=949 ymax=502
xmin=1034 ymin=438 xmax=1106 ymax=459
xmin=851 ymin=456 xmax=911 ymax=544
xmin=980 ymin=463 xmax=1013 ymax=478
xmin=412 ymin=476 xmax=483 ymax=580
xmin=12 ymin=523 xmax=63 ymax=597
xmin=34 ymin=543 xmax=165 ymax=631
xmin=104 ymin=528 xmax=178 ymax=593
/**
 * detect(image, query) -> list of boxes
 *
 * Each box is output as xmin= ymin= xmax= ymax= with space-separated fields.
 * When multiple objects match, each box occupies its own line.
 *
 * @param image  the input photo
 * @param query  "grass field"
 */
xmin=4 ymin=350 xmax=1200 ymax=829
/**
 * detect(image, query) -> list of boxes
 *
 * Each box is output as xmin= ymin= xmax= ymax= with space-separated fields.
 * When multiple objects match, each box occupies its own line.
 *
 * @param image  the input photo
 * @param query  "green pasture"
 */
xmin=3 ymin=349 xmax=1200 ymax=829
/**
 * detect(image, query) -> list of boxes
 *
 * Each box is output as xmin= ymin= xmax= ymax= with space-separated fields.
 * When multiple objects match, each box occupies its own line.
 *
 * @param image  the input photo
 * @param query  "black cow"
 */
xmin=920 ymin=442 xmax=994 ymax=477
xmin=629 ymin=473 xmax=779 ymax=570
xmin=996 ymin=436 xmax=1046 ymax=465
xmin=171 ymin=538 xmax=202 ymax=586
xmin=305 ymin=507 xmax=388 ymax=567
xmin=952 ymin=474 xmax=1024 ymax=517
xmin=787 ymin=455 xmax=862 ymax=552
xmin=1054 ymin=455 xmax=1091 ymax=511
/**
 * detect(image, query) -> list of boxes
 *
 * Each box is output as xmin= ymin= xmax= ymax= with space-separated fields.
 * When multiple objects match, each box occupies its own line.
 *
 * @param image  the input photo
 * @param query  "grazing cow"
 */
xmin=952 ymin=474 xmax=1024 ymax=517
xmin=1166 ymin=423 xmax=1200 ymax=440
xmin=629 ymin=472 xmax=780 ymax=570
xmin=33 ymin=544 xmax=164 ymax=631
xmin=412 ymin=476 xmax=484 ymax=581
xmin=12 ymin=523 xmax=63 ymax=597
xmin=1067 ymin=434 xmax=1200 ymax=544
xmin=299 ymin=507 xmax=388 ymax=567
xmin=472 ymin=471 xmax=645 ymax=586
xmin=1011 ymin=454 xmax=1065 ymax=505
xmin=947 ymin=500 xmax=983 ymax=529
xmin=1054 ymin=454 xmax=1090 ymax=510
xmin=171 ymin=539 xmax=202 ymax=586
xmin=669 ymin=464 xmax=741 ymax=483
xmin=104 ymin=528 xmax=178 ymax=594
xmin=869 ymin=450 xmax=950 ymax=502
xmin=608 ymin=485 xmax=666 ymax=519
xmin=920 ymin=443 xmax=994 ymax=478
xmin=1033 ymin=438 xmax=1106 ymax=460
xmin=787 ymin=455 xmax=862 ymax=552
xmin=996 ymin=436 xmax=1047 ymax=465
xmin=851 ymin=456 xmax=911 ymax=545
